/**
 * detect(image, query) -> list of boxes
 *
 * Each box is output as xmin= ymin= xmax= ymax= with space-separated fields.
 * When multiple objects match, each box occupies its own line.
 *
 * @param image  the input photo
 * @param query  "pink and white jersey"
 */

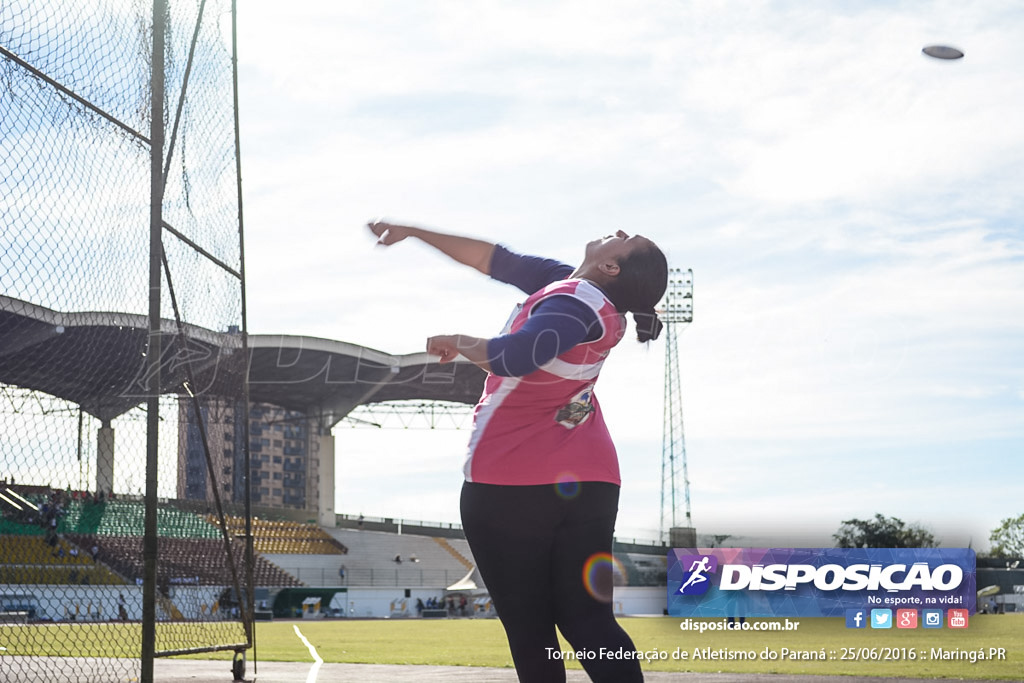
xmin=464 ymin=279 xmax=626 ymax=486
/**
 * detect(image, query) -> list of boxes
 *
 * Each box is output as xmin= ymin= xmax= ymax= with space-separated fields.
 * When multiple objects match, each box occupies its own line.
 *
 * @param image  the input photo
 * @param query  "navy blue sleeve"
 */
xmin=487 ymin=296 xmax=602 ymax=377
xmin=489 ymin=244 xmax=574 ymax=295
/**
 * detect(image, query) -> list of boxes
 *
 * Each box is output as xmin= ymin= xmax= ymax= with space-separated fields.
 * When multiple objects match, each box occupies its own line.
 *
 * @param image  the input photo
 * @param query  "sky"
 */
xmin=232 ymin=1 xmax=1024 ymax=550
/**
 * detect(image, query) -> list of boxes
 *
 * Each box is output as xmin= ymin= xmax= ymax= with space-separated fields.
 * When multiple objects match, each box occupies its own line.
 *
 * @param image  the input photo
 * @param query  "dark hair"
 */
xmin=602 ymin=242 xmax=668 ymax=342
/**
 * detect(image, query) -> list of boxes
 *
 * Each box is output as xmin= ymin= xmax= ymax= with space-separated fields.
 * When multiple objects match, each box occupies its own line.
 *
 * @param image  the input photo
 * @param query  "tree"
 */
xmin=988 ymin=513 xmax=1024 ymax=558
xmin=833 ymin=513 xmax=937 ymax=548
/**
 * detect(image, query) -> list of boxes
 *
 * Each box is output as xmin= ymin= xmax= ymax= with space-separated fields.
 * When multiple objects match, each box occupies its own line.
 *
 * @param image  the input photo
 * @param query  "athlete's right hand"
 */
xmin=367 ymin=220 xmax=412 ymax=246
xmin=426 ymin=335 xmax=460 ymax=363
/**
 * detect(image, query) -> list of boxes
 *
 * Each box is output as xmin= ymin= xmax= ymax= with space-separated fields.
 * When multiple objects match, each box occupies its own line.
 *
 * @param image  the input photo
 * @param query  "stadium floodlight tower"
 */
xmin=660 ymin=268 xmax=695 ymax=548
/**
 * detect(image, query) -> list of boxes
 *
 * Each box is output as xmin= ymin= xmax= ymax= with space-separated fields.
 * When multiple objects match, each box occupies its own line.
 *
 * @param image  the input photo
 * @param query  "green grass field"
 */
xmin=3 ymin=616 xmax=1022 ymax=679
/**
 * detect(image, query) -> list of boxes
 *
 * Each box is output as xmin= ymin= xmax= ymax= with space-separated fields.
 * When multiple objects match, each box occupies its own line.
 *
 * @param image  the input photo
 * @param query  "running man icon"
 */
xmin=679 ymin=556 xmax=713 ymax=593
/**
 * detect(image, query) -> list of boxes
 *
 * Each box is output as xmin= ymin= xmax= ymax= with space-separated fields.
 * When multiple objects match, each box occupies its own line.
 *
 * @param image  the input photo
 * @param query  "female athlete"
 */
xmin=368 ymin=219 xmax=667 ymax=682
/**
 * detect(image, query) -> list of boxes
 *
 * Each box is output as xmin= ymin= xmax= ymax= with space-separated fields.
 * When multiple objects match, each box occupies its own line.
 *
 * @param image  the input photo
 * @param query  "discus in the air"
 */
xmin=922 ymin=45 xmax=964 ymax=60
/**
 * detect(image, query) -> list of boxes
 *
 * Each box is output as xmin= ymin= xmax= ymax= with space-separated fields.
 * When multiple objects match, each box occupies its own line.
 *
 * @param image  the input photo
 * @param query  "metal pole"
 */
xmin=659 ymin=268 xmax=694 ymax=544
xmin=231 ymin=0 xmax=257 ymax=661
xmin=142 ymin=1 xmax=166 ymax=681
xmin=660 ymin=330 xmax=669 ymax=543
xmin=77 ymin=407 xmax=83 ymax=489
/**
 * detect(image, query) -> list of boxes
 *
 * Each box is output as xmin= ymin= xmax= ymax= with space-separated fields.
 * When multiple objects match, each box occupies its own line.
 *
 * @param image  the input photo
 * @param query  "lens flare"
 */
xmin=581 ymin=552 xmax=625 ymax=603
xmin=554 ymin=472 xmax=580 ymax=499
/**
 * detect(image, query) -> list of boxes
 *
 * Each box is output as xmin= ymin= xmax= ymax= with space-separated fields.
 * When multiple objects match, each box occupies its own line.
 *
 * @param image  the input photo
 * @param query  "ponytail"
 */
xmin=632 ymin=308 xmax=664 ymax=342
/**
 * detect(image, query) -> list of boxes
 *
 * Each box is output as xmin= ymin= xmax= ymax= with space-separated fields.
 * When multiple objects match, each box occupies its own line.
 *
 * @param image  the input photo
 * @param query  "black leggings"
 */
xmin=461 ymin=481 xmax=643 ymax=683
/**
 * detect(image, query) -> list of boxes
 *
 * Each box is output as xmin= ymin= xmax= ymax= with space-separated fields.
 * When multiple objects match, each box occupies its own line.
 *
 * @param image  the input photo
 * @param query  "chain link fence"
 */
xmin=1 ymin=1 xmax=251 ymax=680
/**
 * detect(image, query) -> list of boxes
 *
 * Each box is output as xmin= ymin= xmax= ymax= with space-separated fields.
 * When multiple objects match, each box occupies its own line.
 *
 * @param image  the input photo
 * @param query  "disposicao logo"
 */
xmin=666 ymin=548 xmax=976 ymax=618
xmin=717 ymin=562 xmax=963 ymax=591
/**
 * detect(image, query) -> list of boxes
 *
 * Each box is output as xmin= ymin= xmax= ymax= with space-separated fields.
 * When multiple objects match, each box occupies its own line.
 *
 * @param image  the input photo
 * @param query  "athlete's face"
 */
xmin=584 ymin=230 xmax=653 ymax=265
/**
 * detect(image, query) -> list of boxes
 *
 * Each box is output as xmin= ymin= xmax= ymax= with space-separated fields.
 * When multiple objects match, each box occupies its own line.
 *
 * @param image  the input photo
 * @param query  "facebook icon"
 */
xmin=845 ymin=609 xmax=867 ymax=629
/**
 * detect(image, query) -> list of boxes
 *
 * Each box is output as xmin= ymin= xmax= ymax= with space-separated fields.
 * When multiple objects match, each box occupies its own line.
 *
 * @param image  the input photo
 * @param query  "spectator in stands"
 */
xmin=369 ymin=221 xmax=665 ymax=683
xmin=393 ymin=554 xmax=402 ymax=564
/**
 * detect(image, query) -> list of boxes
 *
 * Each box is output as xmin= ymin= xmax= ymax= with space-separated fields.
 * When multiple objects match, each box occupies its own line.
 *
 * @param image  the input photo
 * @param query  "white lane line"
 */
xmin=293 ymin=624 xmax=323 ymax=683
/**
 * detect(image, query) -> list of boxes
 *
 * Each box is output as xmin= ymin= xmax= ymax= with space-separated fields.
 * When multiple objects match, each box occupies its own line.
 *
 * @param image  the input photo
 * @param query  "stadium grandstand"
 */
xmin=1 ymin=479 xmax=674 ymax=622
xmin=9 ymin=477 xmax=1021 ymax=623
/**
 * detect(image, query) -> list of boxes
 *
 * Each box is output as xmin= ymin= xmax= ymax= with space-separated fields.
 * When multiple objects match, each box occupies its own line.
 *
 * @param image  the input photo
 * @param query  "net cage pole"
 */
xmin=142 ymin=0 xmax=166 ymax=679
xmin=232 ymin=0 xmax=258 ymax=674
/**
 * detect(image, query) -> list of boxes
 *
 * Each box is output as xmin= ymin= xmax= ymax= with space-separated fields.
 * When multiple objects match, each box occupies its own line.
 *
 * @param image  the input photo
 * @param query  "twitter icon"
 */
xmin=871 ymin=609 xmax=892 ymax=629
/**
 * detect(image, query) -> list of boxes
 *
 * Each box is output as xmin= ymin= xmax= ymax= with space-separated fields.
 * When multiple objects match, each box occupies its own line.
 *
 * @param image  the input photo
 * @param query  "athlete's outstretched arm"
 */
xmin=368 ymin=220 xmax=495 ymax=275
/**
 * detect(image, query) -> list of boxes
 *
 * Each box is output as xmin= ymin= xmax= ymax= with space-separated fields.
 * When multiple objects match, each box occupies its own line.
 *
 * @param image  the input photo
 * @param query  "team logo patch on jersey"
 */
xmin=555 ymin=386 xmax=595 ymax=428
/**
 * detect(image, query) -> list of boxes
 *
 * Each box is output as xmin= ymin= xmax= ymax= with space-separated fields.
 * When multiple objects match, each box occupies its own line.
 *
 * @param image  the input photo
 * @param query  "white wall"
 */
xmin=5 ymin=584 xmax=664 ymax=621
xmin=166 ymin=585 xmax=228 ymax=620
xmin=331 ymin=586 xmax=664 ymax=619
xmin=613 ymin=586 xmax=666 ymax=616
xmin=3 ymin=585 xmax=230 ymax=622
xmin=333 ymin=587 xmax=451 ymax=618
xmin=4 ymin=585 xmax=145 ymax=622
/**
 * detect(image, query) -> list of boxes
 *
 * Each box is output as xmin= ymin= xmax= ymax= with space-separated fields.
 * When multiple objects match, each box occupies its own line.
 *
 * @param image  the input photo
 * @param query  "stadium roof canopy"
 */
xmin=0 ymin=295 xmax=484 ymax=426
